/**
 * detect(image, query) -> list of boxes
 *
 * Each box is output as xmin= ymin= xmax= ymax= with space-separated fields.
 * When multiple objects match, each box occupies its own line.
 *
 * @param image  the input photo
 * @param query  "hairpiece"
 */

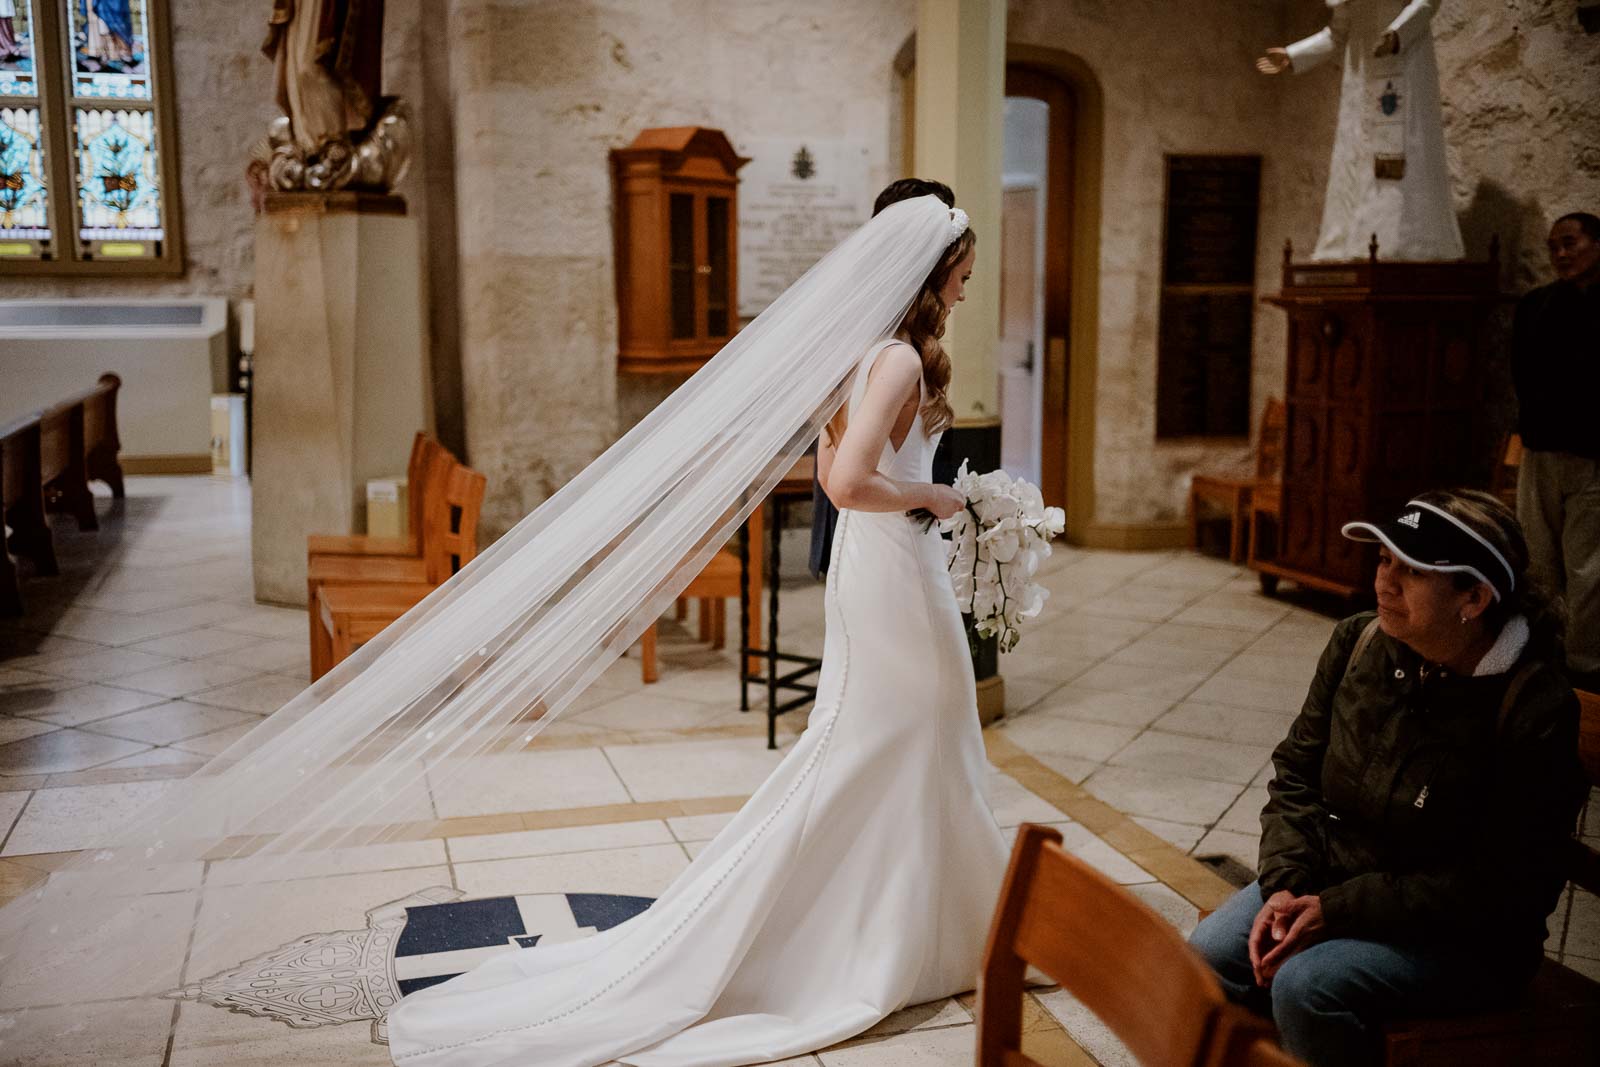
xmin=949 ymin=208 xmax=969 ymax=242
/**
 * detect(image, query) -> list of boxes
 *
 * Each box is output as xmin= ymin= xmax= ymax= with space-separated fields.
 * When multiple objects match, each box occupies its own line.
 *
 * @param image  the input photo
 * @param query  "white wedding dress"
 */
xmin=387 ymin=339 xmax=1011 ymax=1067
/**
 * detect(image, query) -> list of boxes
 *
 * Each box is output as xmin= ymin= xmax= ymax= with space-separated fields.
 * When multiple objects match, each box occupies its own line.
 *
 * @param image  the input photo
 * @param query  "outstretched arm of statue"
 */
xmin=1255 ymin=47 xmax=1292 ymax=75
xmin=1276 ymin=0 xmax=1358 ymax=77
xmin=1382 ymin=0 xmax=1438 ymax=55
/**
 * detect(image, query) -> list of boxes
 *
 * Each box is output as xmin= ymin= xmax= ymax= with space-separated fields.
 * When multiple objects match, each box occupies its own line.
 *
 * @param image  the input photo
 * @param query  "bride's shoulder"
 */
xmin=869 ymin=340 xmax=921 ymax=379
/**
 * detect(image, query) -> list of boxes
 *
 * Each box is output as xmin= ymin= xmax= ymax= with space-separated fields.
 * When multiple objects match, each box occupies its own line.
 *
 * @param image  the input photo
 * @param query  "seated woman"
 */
xmin=1189 ymin=488 xmax=1587 ymax=1067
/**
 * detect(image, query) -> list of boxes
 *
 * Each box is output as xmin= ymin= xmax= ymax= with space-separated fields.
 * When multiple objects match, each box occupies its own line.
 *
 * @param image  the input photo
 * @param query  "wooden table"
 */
xmin=739 ymin=454 xmax=823 ymax=749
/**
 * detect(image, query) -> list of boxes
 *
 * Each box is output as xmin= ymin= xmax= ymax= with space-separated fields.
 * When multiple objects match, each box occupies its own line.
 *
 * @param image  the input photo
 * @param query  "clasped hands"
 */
xmin=1246 ymin=890 xmax=1326 ymax=986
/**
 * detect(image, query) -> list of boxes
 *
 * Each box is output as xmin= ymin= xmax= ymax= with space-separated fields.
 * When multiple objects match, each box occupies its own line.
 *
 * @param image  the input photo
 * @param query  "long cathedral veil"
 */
xmin=0 ymin=195 xmax=968 ymax=1040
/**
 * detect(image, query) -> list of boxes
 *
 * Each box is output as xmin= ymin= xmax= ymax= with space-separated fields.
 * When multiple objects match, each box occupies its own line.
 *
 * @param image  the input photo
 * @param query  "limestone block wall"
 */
xmin=1011 ymin=0 xmax=1597 ymax=528
xmin=448 ymin=0 xmax=917 ymax=538
xmin=1008 ymin=0 xmax=1317 ymax=529
xmin=1432 ymin=0 xmax=1600 ymax=436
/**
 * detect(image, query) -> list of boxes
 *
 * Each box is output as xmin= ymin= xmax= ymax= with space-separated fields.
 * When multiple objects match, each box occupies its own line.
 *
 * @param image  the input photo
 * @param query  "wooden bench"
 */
xmin=307 ymin=450 xmax=486 ymax=679
xmin=1378 ymin=688 xmax=1600 ymax=1066
xmin=0 ymin=374 xmax=124 ymax=615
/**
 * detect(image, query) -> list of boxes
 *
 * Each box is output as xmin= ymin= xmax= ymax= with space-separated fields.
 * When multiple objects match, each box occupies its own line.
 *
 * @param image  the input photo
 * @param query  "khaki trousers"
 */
xmin=1518 ymin=449 xmax=1600 ymax=676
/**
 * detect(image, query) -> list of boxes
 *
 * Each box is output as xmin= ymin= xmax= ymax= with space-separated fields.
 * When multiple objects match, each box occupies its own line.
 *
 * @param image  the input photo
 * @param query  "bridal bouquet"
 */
xmin=940 ymin=462 xmax=1066 ymax=653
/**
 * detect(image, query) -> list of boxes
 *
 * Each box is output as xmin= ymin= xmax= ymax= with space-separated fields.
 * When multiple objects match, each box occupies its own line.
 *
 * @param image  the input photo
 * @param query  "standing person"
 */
xmin=1513 ymin=211 xmax=1600 ymax=690
xmin=810 ymin=177 xmax=955 ymax=577
xmin=386 ymin=198 xmax=1002 ymax=1066
xmin=1189 ymin=490 xmax=1585 ymax=1067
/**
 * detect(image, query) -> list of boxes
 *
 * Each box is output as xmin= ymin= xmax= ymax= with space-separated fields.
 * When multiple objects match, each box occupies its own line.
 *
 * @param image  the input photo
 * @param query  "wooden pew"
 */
xmin=40 ymin=395 xmax=98 ymax=532
xmin=0 ymin=375 xmax=125 ymax=615
xmin=82 ymin=373 xmax=126 ymax=500
xmin=0 ymin=416 xmax=56 ymax=615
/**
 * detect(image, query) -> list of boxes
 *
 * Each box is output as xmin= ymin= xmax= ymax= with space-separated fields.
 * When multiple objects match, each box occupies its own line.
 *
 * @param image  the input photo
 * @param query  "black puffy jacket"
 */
xmin=1259 ymin=612 xmax=1586 ymax=966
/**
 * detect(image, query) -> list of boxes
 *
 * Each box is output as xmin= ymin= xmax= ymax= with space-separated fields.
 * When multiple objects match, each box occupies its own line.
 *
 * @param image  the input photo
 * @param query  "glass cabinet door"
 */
xmin=668 ymin=192 xmax=695 ymax=340
xmin=705 ymin=195 xmax=731 ymax=339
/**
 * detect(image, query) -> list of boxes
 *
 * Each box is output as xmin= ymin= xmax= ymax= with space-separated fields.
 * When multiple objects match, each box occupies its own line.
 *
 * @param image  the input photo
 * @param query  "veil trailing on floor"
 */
xmin=0 ymin=195 xmax=967 ymax=1036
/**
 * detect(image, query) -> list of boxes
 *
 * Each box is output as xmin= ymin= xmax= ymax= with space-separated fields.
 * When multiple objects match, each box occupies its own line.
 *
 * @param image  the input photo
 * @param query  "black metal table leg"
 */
xmin=767 ymin=497 xmax=781 ymax=750
xmin=738 ymin=507 xmax=751 ymax=712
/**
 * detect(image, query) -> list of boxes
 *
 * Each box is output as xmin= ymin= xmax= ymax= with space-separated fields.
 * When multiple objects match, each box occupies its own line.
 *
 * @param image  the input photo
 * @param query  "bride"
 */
xmin=386 ymin=201 xmax=1012 ymax=1065
xmin=0 ymin=194 xmax=1008 ymax=1067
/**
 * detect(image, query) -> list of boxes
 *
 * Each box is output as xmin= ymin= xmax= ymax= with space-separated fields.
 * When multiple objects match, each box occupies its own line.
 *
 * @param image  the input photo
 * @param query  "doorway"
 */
xmin=999 ymin=100 xmax=1047 ymax=485
xmin=1003 ymin=65 xmax=1075 ymax=512
xmin=894 ymin=41 xmax=1099 ymax=537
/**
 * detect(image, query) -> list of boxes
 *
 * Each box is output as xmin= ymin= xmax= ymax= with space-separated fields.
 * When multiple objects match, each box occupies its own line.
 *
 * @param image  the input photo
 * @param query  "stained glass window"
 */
xmin=0 ymin=0 xmax=178 ymax=272
xmin=0 ymin=0 xmax=50 ymax=259
xmin=68 ymin=0 xmax=149 ymax=100
xmin=0 ymin=0 xmax=40 ymax=98
xmin=74 ymin=106 xmax=160 ymax=246
xmin=0 ymin=107 xmax=49 ymax=238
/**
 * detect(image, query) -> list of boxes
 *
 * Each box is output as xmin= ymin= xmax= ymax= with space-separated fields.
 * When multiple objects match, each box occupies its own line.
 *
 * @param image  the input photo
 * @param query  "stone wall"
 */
xmin=447 ymin=0 xmax=917 ymax=537
xmin=14 ymin=0 xmax=1593 ymax=539
xmin=1009 ymin=0 xmax=1598 ymax=527
xmin=1433 ymin=0 xmax=1600 ymax=435
xmin=1008 ymin=0 xmax=1318 ymax=529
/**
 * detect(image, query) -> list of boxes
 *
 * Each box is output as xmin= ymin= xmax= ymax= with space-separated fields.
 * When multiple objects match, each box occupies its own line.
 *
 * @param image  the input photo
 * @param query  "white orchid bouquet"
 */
xmin=940 ymin=462 xmax=1066 ymax=654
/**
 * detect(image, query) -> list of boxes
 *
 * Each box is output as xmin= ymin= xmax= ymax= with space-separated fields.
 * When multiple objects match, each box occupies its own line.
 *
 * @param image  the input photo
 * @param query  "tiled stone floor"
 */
xmin=0 ymin=475 xmax=1594 ymax=1065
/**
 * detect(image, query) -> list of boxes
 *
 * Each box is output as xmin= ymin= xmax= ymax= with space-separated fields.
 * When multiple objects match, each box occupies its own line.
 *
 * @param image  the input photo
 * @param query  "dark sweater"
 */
xmin=1511 ymin=279 xmax=1600 ymax=460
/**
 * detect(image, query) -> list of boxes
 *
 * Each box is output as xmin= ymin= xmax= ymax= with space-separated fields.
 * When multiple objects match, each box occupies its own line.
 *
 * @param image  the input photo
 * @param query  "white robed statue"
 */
xmin=1259 ymin=0 xmax=1464 ymax=261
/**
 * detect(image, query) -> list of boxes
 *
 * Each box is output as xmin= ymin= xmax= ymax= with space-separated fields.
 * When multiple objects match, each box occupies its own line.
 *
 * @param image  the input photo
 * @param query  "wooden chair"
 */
xmin=1377 ymin=689 xmax=1600 ymax=1066
xmin=978 ymin=823 xmax=1275 ymax=1067
xmin=308 ymin=453 xmax=487 ymax=679
xmin=306 ymin=432 xmax=443 ymax=562
xmin=1225 ymin=1034 xmax=1306 ymax=1067
xmin=1189 ymin=398 xmax=1286 ymax=563
xmin=1490 ymin=433 xmax=1523 ymax=510
xmin=316 ymin=582 xmax=433 ymax=672
xmin=638 ymin=500 xmax=763 ymax=684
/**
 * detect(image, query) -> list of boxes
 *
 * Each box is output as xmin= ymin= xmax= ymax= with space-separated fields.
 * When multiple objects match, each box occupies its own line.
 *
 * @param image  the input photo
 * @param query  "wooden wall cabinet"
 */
xmin=611 ymin=127 xmax=749 ymax=375
xmin=1250 ymin=249 xmax=1499 ymax=597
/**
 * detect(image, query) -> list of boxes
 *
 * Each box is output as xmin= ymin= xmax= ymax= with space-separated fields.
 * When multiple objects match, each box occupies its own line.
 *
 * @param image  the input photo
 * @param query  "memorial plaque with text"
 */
xmin=736 ymin=138 xmax=870 ymax=318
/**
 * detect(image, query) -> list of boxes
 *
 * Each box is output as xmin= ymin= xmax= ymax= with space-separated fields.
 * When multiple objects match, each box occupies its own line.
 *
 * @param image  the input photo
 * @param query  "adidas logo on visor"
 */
xmin=1398 ymin=511 xmax=1421 ymax=529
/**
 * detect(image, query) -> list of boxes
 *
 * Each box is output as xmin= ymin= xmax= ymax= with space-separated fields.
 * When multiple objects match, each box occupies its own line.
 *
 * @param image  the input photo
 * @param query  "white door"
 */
xmin=999 ymin=185 xmax=1042 ymax=485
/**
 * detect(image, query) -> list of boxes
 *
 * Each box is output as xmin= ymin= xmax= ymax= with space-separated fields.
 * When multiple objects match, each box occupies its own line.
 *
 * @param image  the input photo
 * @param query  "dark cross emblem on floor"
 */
xmin=166 ymin=887 xmax=655 ymax=1044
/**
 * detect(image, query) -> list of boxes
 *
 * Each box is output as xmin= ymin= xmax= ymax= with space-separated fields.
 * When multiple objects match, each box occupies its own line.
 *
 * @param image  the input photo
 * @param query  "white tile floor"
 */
xmin=0 ymin=473 xmax=1595 ymax=1065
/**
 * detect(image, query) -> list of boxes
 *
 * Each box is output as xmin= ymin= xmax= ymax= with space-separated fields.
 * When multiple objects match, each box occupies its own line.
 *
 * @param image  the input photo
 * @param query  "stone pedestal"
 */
xmin=251 ymin=193 xmax=432 ymax=606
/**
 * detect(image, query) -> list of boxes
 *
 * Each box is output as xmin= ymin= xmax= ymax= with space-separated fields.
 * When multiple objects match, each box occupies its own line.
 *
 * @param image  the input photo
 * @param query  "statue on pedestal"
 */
xmin=256 ymin=0 xmax=411 ymax=194
xmin=1258 ymin=0 xmax=1464 ymax=261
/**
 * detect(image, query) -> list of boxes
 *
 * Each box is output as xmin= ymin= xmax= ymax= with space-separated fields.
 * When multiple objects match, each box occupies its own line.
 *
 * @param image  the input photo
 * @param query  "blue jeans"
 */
xmin=1188 ymin=883 xmax=1532 ymax=1067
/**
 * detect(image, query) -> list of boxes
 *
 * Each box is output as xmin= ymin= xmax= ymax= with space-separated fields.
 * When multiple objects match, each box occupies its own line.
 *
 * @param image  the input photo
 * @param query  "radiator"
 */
xmin=0 ymin=298 xmax=230 ymax=471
